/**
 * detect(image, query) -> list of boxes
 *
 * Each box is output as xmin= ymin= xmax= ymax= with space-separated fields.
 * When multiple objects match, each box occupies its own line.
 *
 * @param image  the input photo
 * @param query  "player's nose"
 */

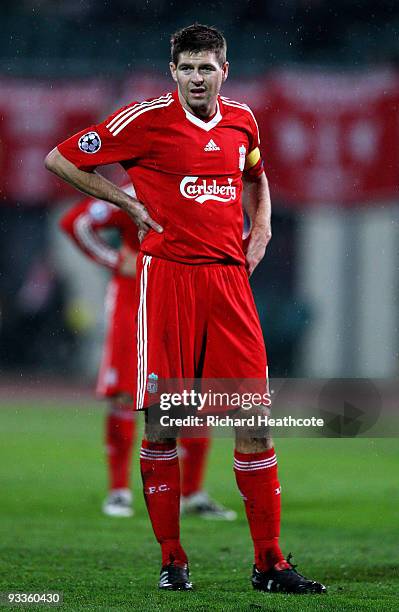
xmin=191 ymin=70 xmax=204 ymax=84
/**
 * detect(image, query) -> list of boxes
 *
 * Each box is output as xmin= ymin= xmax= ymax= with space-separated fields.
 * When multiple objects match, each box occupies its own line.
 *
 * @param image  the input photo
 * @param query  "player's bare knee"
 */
xmin=144 ymin=406 xmax=179 ymax=443
xmin=234 ymin=405 xmax=273 ymax=452
xmin=235 ymin=435 xmax=273 ymax=453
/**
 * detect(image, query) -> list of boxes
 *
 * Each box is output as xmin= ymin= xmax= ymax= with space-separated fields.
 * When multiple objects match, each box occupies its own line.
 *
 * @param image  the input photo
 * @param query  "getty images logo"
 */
xmin=180 ymin=176 xmax=237 ymax=204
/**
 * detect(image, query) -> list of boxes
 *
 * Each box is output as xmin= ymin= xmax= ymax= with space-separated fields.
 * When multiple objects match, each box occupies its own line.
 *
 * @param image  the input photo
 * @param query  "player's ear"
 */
xmin=222 ymin=61 xmax=229 ymax=83
xmin=169 ymin=62 xmax=178 ymax=82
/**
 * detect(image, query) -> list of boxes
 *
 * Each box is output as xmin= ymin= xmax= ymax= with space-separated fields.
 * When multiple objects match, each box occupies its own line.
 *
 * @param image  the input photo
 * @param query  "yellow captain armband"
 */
xmin=245 ymin=147 xmax=261 ymax=170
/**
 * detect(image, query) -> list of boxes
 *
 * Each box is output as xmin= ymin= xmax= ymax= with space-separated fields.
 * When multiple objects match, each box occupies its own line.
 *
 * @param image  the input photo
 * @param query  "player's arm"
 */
xmin=44 ymin=107 xmax=163 ymax=238
xmin=243 ymin=172 xmax=272 ymax=276
xmin=59 ymin=197 xmax=137 ymax=277
xmin=45 ymin=149 xmax=162 ymax=239
xmin=242 ymin=135 xmax=272 ymax=277
xmin=60 ymin=199 xmax=119 ymax=271
xmin=241 ymin=109 xmax=272 ymax=275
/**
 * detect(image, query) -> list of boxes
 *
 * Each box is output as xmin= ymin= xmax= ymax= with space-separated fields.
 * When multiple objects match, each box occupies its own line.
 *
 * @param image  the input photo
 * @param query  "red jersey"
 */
xmin=57 ymin=90 xmax=263 ymax=265
xmin=59 ymin=184 xmax=140 ymax=274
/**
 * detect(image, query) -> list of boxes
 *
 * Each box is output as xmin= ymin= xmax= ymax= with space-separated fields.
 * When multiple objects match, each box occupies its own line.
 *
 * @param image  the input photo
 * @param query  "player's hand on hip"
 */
xmin=122 ymin=198 xmax=163 ymax=240
xmin=246 ymin=226 xmax=272 ymax=277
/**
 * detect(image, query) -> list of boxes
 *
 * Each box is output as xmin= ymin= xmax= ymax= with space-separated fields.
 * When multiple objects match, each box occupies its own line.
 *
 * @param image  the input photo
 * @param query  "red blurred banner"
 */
xmin=260 ymin=69 xmax=399 ymax=206
xmin=1 ymin=71 xmax=398 ymax=207
xmin=0 ymin=78 xmax=110 ymax=204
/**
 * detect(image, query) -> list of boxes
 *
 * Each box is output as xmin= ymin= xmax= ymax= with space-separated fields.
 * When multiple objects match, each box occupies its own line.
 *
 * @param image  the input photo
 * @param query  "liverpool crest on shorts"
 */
xmin=147 ymin=373 xmax=158 ymax=393
xmin=239 ymin=145 xmax=246 ymax=171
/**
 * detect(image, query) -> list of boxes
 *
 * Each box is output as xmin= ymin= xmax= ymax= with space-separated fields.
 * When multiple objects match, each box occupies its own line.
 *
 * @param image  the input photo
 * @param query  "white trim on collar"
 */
xmin=183 ymin=101 xmax=223 ymax=132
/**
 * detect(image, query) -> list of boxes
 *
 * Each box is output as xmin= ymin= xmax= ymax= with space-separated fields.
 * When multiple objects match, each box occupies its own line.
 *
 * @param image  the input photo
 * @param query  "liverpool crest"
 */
xmin=147 ymin=372 xmax=158 ymax=393
xmin=239 ymin=144 xmax=246 ymax=171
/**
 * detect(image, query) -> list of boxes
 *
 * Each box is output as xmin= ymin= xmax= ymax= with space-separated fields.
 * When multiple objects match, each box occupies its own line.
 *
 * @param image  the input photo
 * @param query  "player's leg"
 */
xmin=141 ymin=413 xmax=191 ymax=590
xmin=97 ymin=278 xmax=137 ymax=516
xmin=179 ymin=433 xmax=236 ymax=520
xmin=134 ymin=254 xmax=194 ymax=590
xmin=205 ymin=264 xmax=325 ymax=593
xmin=179 ymin=435 xmax=210 ymax=499
xmin=234 ymin=409 xmax=284 ymax=570
xmin=103 ymin=392 xmax=136 ymax=517
xmin=202 ymin=264 xmax=280 ymax=551
xmin=234 ymin=411 xmax=326 ymax=594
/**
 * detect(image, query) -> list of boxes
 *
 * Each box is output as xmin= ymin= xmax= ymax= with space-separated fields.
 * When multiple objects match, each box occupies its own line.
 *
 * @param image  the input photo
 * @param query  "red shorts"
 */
xmin=134 ymin=253 xmax=268 ymax=411
xmin=96 ymin=276 xmax=136 ymax=398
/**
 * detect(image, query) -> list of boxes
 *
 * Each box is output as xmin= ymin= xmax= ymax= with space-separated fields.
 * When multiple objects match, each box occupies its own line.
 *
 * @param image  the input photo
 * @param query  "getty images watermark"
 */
xmin=157 ymin=389 xmax=324 ymax=430
xmin=145 ymin=378 xmax=396 ymax=438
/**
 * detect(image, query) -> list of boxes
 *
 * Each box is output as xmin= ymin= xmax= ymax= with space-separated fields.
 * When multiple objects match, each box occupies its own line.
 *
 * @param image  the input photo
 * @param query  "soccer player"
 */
xmin=45 ymin=24 xmax=326 ymax=594
xmin=60 ymin=188 xmax=236 ymax=520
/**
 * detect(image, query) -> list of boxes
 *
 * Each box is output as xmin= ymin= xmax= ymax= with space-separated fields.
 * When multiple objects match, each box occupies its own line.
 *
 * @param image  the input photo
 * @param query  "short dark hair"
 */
xmin=170 ymin=24 xmax=227 ymax=66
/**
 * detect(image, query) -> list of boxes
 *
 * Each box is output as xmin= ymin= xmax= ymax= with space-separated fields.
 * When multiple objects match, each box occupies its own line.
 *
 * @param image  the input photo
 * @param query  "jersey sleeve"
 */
xmin=243 ymin=109 xmax=265 ymax=181
xmin=59 ymin=197 xmax=122 ymax=271
xmin=57 ymin=102 xmax=149 ymax=172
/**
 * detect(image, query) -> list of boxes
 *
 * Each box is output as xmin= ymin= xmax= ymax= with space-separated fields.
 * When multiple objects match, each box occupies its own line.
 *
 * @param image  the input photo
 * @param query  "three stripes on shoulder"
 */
xmin=106 ymin=93 xmax=174 ymax=137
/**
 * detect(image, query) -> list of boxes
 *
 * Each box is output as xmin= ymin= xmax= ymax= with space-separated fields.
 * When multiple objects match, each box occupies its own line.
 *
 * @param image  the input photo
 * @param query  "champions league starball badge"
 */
xmin=78 ymin=131 xmax=102 ymax=154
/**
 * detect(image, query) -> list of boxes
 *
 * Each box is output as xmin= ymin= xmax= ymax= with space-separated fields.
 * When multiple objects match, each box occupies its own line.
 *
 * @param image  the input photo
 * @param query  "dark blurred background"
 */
xmin=0 ymin=1 xmax=398 ymax=384
xmin=2 ymin=0 xmax=399 ymax=75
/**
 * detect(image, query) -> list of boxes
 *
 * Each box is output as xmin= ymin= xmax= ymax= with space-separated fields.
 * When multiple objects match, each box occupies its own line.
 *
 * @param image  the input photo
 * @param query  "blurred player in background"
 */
xmin=47 ymin=23 xmax=325 ymax=595
xmin=60 ymin=187 xmax=236 ymax=520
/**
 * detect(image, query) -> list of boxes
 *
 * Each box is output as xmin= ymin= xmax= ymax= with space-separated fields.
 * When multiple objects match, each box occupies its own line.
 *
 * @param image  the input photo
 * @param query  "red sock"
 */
xmin=179 ymin=436 xmax=210 ymax=497
xmin=234 ymin=448 xmax=284 ymax=572
xmin=140 ymin=440 xmax=188 ymax=567
xmin=105 ymin=401 xmax=135 ymax=490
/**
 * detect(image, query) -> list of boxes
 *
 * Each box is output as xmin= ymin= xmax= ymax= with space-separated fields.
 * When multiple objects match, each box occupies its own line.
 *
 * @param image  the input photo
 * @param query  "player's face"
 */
xmin=170 ymin=51 xmax=229 ymax=118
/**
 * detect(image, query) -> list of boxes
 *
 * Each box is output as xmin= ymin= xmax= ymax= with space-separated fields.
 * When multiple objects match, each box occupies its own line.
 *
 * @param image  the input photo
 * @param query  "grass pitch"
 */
xmin=0 ymin=403 xmax=398 ymax=611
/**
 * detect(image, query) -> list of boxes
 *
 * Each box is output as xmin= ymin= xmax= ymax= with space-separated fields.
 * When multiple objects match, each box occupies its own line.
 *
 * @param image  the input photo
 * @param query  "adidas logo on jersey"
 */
xmin=204 ymin=139 xmax=220 ymax=151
